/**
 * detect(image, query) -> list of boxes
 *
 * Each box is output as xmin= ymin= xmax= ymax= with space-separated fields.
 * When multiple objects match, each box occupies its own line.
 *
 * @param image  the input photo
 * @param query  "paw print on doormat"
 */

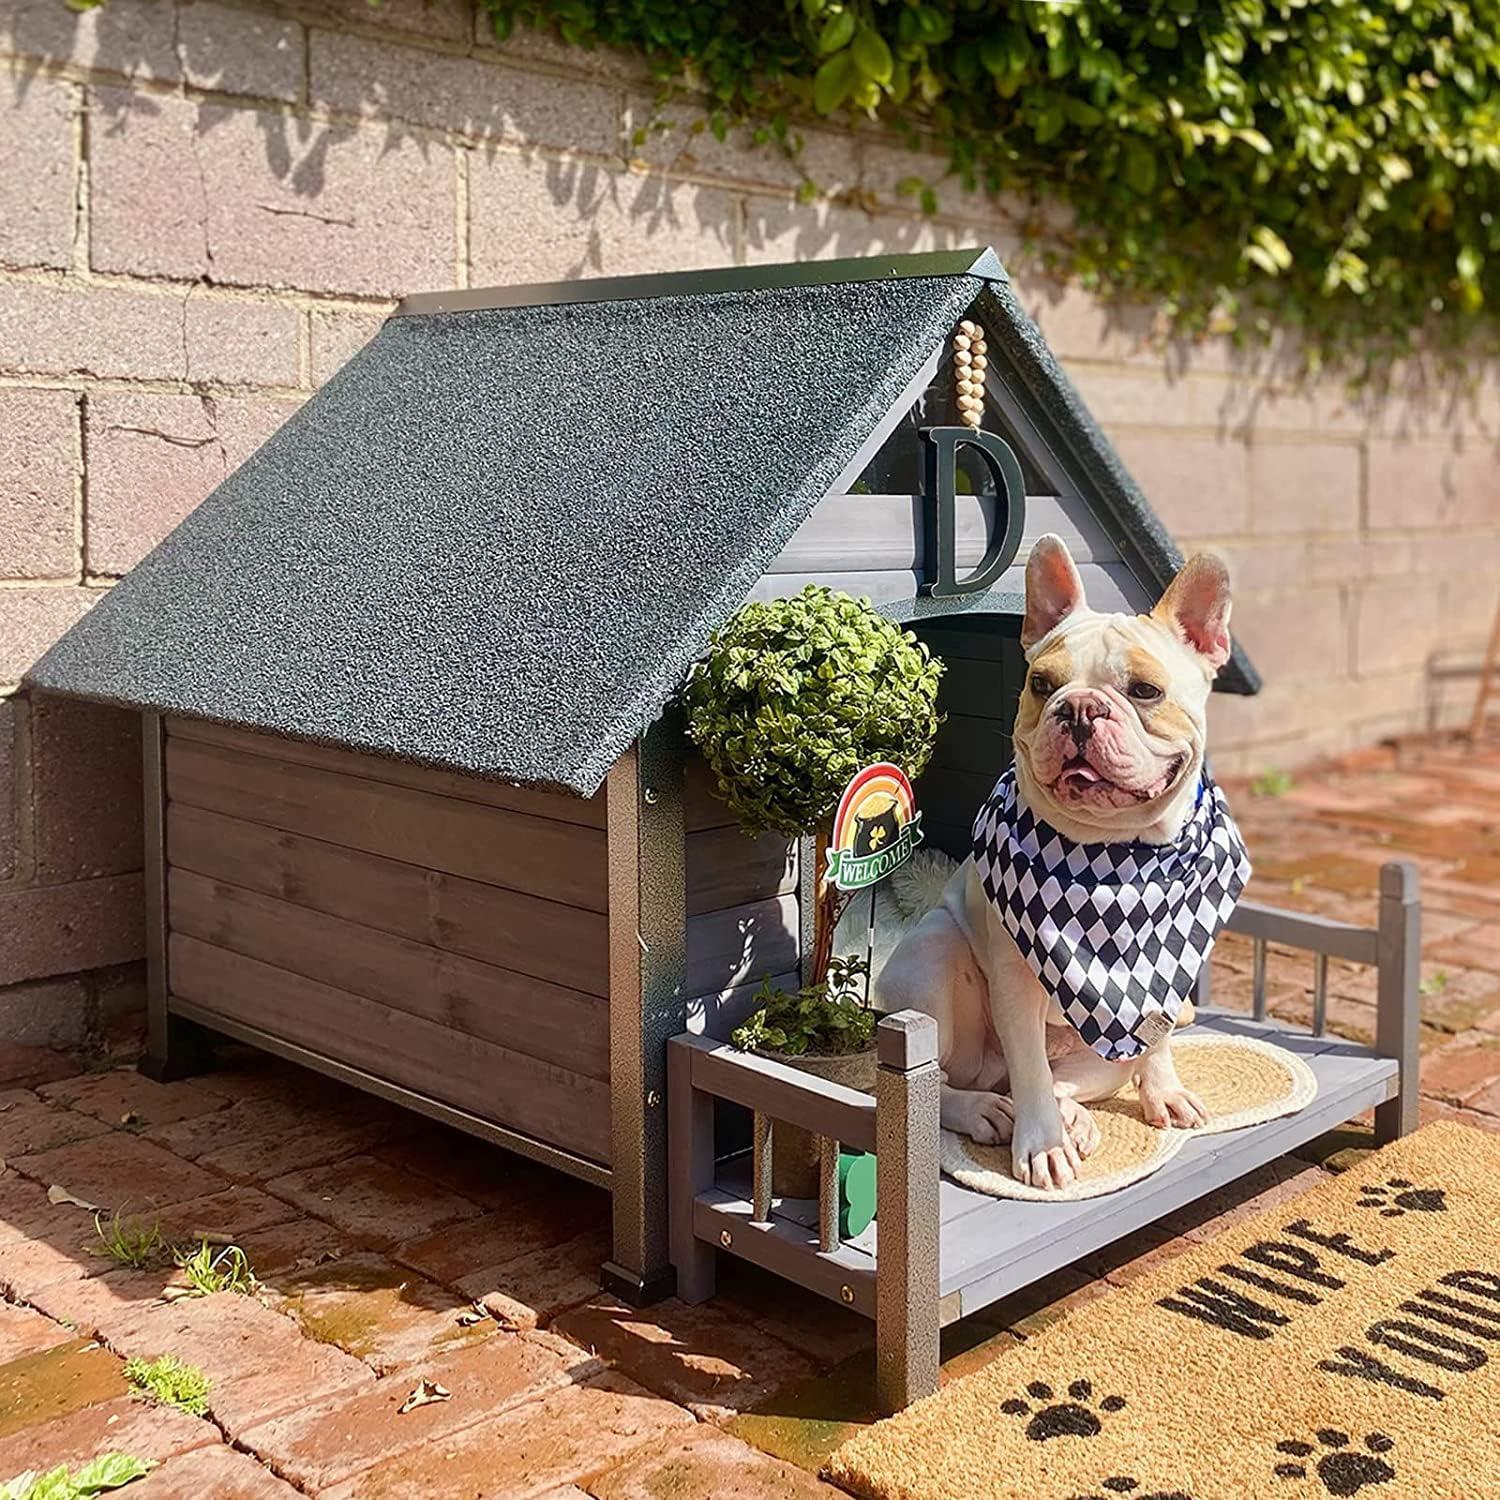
xmin=1070 ymin=1477 xmax=1193 ymax=1500
xmin=1274 ymin=1430 xmax=1395 ymax=1496
xmin=1356 ymin=1177 xmax=1446 ymax=1217
xmin=1000 ymin=1377 xmax=1125 ymax=1441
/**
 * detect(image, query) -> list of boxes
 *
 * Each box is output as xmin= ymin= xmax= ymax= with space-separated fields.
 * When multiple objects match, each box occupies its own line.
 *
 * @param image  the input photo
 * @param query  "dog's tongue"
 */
xmin=1063 ymin=757 xmax=1102 ymax=784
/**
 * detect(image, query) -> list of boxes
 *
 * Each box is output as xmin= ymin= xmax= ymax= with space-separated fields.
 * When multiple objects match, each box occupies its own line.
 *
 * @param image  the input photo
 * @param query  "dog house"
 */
xmin=26 ymin=249 xmax=1407 ymax=1325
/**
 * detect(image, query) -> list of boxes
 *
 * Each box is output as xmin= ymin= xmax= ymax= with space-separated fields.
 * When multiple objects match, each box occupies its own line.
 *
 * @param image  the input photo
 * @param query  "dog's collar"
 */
xmin=971 ymin=768 xmax=1252 ymax=1062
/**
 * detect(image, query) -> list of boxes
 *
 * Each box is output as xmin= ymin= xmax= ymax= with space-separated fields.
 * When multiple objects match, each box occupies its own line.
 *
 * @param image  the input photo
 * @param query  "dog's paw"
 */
xmin=963 ymin=1093 xmax=1015 ymax=1146
xmin=1138 ymin=1080 xmax=1207 ymax=1130
xmin=1011 ymin=1104 xmax=1081 ymax=1190
xmin=1058 ymin=1095 xmax=1101 ymax=1159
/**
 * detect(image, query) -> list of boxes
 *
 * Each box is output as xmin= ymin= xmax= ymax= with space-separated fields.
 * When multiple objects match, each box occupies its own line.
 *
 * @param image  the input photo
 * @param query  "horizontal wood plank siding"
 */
xmin=167 ymin=804 xmax=610 ymax=997
xmin=170 ymin=869 xmax=609 ymax=1081
xmin=916 ymin=768 xmax=1002 ymax=839
xmin=685 ymin=894 xmax=799 ymax=998
xmin=767 ymin=492 xmax=1118 ymax=575
xmin=684 ymin=744 xmax=801 ymax=1009
xmin=161 ymin=728 xmax=616 ymax=1168
xmin=170 ymin=935 xmax=610 ymax=1164
xmin=686 ymin=969 xmax=801 ymax=1041
xmin=926 ymin=713 xmax=1014 ymax=777
xmin=913 ymin=620 xmax=1025 ymax=859
xmin=748 ymin=560 xmax=1141 ymax=612
xmin=167 ymin=717 xmax=606 ymax=827
xmin=166 ymin=736 xmax=608 ymax=912
xmin=686 ymin=825 xmax=797 ymax=917
xmin=685 ymin=757 xmax=734 ymax=831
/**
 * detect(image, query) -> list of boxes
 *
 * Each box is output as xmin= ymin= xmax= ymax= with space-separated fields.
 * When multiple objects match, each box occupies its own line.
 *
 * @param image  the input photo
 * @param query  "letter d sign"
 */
xmin=919 ymin=426 xmax=1027 ymax=598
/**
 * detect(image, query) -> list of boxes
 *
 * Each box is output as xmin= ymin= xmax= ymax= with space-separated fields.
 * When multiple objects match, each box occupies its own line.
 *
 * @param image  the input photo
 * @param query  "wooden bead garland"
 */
xmin=953 ymin=319 xmax=988 ymax=428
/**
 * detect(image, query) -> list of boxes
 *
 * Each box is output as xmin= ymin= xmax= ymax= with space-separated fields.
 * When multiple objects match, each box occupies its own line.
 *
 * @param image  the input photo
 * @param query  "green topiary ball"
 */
xmin=684 ymin=586 xmax=945 ymax=838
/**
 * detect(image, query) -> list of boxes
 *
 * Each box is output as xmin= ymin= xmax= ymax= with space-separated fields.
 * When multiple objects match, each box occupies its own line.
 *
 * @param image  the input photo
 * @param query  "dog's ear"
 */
xmin=1152 ymin=553 xmax=1233 ymax=671
xmin=1022 ymin=534 xmax=1088 ymax=649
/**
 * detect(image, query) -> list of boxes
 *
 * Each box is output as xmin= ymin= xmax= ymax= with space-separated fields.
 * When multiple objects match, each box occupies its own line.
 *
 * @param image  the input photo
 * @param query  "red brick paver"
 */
xmin=459 ymin=1228 xmax=610 ymax=1331
xmin=104 ymin=1291 xmax=376 ymax=1433
xmin=0 ymin=1089 xmax=110 ymax=1157
xmin=13 ymin=1133 xmax=221 ymax=1215
xmin=0 ymin=1300 xmax=71 ymax=1362
xmin=317 ymin=1373 xmax=696 ymax=1500
xmin=238 ymin=1325 xmax=592 ymax=1491
xmin=553 ymin=1296 xmax=820 ymax=1421
xmin=589 ymin=1425 xmax=842 ymax=1498
xmin=1226 ymin=735 xmax=1500 ymax=1115
xmin=270 ymin=1252 xmax=493 ymax=1373
xmin=125 ymin=1444 xmax=305 ymax=1497
xmin=265 ymin=1154 xmax=485 ymax=1247
xmin=38 ymin=1069 xmax=229 ymax=1130
xmin=0 ymin=1394 xmax=216 ymax=1478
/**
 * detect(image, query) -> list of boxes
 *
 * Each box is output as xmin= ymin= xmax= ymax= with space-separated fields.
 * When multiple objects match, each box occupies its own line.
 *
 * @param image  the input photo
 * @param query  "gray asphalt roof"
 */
xmin=27 ymin=261 xmax=985 ymax=794
xmin=27 ymin=248 xmax=1257 ymax=795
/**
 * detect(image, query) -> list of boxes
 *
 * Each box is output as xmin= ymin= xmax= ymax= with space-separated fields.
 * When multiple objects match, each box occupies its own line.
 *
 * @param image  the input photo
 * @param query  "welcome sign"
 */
xmin=832 ymin=1120 xmax=1500 ymax=1500
xmin=826 ymin=763 xmax=924 ymax=894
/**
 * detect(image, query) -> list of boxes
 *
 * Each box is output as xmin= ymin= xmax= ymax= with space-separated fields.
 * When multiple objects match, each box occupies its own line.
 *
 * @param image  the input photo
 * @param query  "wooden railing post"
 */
xmin=667 ymin=1038 xmax=716 ymax=1304
xmin=875 ymin=1009 xmax=941 ymax=1414
xmin=1374 ymin=860 xmax=1421 ymax=1144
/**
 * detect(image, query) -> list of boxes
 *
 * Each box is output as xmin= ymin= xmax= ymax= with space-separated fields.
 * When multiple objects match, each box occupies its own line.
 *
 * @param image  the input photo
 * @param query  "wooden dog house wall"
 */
xmin=26 ymin=249 xmax=1258 ymax=1301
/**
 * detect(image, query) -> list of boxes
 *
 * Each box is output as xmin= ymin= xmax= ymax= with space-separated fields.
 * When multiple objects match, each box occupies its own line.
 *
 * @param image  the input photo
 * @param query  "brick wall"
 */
xmin=2 ymin=0 xmax=1498 ymax=1047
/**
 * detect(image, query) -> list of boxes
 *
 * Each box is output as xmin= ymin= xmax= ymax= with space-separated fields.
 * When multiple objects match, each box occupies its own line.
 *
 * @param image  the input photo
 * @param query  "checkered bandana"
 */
xmin=971 ymin=768 xmax=1252 ymax=1062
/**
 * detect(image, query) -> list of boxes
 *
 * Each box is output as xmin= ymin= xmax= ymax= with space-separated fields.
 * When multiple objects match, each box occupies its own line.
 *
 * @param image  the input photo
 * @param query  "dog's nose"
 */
xmin=1054 ymin=693 xmax=1112 ymax=745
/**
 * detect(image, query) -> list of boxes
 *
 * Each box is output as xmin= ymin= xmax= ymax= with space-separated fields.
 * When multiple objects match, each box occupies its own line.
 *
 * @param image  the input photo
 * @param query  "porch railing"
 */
xmin=1211 ymin=859 xmax=1419 ymax=1141
xmin=668 ymin=1008 xmax=942 ymax=1412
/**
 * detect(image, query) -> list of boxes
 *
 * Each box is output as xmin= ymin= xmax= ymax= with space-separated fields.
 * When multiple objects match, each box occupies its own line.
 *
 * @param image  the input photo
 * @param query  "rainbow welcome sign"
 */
xmin=826 ymin=762 xmax=924 ymax=893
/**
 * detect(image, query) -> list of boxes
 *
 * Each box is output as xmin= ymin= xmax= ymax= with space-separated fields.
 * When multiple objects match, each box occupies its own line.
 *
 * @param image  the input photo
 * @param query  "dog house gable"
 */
xmin=750 ymin=276 xmax=1258 ymax=856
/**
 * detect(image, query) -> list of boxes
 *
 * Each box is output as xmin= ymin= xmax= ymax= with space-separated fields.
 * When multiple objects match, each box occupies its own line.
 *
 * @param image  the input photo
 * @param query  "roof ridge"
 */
xmin=393 ymin=246 xmax=1006 ymax=319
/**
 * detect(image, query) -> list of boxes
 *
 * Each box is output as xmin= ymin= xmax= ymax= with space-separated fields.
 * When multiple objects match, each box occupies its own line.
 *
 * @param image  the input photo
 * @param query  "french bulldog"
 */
xmin=874 ymin=534 xmax=1235 ymax=1190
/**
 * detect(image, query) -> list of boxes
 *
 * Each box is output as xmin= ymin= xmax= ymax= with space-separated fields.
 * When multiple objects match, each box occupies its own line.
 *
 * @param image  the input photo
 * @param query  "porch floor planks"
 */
xmin=935 ymin=1013 xmax=1397 ymax=1316
xmin=700 ymin=1013 xmax=1395 ymax=1327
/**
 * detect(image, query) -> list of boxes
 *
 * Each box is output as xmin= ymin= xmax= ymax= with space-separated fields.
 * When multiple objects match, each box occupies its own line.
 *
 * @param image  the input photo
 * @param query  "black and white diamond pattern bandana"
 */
xmin=971 ymin=768 xmax=1252 ymax=1062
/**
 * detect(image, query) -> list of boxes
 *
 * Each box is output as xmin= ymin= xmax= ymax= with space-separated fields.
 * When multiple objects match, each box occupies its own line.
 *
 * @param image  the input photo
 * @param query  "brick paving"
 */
xmin=0 ymin=734 xmax=1494 ymax=1496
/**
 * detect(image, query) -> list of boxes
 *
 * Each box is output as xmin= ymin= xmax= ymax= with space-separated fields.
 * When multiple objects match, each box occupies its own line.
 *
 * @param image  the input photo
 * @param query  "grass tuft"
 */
xmin=173 ymin=1240 xmax=258 ymax=1298
xmin=91 ymin=1212 xmax=163 ymax=1271
xmin=1250 ymin=767 xmax=1294 ymax=798
xmin=123 ymin=1355 xmax=211 ymax=1417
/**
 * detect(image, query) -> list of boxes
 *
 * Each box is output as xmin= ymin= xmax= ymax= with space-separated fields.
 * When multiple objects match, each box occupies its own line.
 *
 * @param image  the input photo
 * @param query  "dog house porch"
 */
xmin=669 ymin=866 xmax=1418 ymax=1413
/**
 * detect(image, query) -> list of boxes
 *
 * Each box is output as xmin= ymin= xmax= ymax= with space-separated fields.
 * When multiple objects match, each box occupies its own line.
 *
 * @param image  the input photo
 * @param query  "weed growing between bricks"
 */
xmin=87 ymin=1213 xmax=161 ymax=1273
xmin=122 ymin=1354 xmax=210 ymax=1417
xmin=0 ymin=1452 xmax=154 ymax=1499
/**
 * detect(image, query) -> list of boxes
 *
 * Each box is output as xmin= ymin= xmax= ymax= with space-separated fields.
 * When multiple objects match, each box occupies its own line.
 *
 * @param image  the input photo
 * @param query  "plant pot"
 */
xmin=759 ymin=1044 xmax=879 ymax=1199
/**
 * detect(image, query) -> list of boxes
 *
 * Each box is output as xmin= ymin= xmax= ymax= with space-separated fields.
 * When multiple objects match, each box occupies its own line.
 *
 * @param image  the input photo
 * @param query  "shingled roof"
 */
xmin=27 ymin=248 xmax=1257 ymax=797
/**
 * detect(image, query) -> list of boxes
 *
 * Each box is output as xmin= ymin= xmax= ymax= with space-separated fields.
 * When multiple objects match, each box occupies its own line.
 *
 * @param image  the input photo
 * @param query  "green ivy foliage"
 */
xmin=486 ymin=0 xmax=1500 ymax=362
xmin=684 ymin=586 xmax=944 ymax=839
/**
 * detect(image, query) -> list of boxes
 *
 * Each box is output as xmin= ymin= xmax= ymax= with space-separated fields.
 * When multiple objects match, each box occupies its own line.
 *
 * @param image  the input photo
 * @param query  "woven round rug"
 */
xmin=942 ymin=1099 xmax=1186 ymax=1201
xmin=1138 ymin=1030 xmax=1318 ymax=1135
xmin=941 ymin=1032 xmax=1318 ymax=1201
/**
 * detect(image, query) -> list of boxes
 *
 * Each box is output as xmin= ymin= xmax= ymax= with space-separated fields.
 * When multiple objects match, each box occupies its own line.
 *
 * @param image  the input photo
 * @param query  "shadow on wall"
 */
xmin=4 ymin=0 xmax=1499 ymax=431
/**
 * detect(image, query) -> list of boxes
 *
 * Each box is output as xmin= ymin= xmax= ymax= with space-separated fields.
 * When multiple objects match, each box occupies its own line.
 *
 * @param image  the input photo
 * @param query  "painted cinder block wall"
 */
xmin=2 ymin=0 xmax=1498 ymax=1050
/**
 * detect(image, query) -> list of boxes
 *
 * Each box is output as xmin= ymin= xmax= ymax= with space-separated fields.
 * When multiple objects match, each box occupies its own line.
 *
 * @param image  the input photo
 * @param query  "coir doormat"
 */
xmin=831 ymin=1121 xmax=1500 ymax=1500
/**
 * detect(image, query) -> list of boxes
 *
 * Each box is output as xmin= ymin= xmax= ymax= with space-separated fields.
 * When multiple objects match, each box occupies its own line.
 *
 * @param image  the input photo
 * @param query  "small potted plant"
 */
xmin=685 ymin=585 xmax=944 ymax=1195
xmin=730 ymin=954 xmax=877 ymax=1196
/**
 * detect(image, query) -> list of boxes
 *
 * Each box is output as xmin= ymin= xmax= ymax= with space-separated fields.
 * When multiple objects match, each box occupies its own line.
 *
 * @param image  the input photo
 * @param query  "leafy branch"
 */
xmin=486 ymin=0 xmax=1500 ymax=365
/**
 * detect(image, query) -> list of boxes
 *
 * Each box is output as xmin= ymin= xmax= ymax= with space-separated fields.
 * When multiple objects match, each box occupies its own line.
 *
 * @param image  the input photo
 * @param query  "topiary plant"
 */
xmin=685 ymin=585 xmax=944 ymax=988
